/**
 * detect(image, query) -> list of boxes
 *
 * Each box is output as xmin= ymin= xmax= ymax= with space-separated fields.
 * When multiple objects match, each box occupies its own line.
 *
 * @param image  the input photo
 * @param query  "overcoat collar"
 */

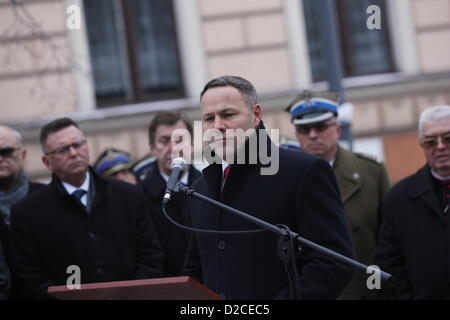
xmin=407 ymin=165 xmax=442 ymax=218
xmin=142 ymin=163 xmax=201 ymax=200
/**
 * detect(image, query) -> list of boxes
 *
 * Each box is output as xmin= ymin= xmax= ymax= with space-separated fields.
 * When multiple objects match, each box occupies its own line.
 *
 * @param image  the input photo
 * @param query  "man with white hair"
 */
xmin=375 ymin=105 xmax=450 ymax=299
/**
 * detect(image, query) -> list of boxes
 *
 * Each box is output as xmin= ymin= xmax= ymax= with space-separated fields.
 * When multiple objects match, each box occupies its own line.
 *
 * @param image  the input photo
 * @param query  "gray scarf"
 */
xmin=0 ymin=170 xmax=29 ymax=226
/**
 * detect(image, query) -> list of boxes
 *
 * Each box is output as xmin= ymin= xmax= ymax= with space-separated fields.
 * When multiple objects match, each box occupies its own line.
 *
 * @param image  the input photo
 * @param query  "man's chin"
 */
xmin=68 ymin=166 xmax=88 ymax=176
xmin=305 ymin=148 xmax=325 ymax=158
xmin=433 ymin=162 xmax=450 ymax=176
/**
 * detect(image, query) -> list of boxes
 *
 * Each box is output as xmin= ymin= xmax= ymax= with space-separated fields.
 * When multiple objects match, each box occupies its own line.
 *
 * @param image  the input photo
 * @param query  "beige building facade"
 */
xmin=1 ymin=0 xmax=449 ymax=182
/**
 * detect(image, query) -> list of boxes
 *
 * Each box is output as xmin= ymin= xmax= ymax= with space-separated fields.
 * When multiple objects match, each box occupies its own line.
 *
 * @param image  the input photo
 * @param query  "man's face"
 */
xmin=0 ymin=128 xmax=26 ymax=186
xmin=421 ymin=117 xmax=450 ymax=176
xmin=42 ymin=125 xmax=90 ymax=182
xmin=150 ymin=120 xmax=190 ymax=176
xmin=294 ymin=118 xmax=341 ymax=162
xmin=201 ymin=86 xmax=262 ymax=161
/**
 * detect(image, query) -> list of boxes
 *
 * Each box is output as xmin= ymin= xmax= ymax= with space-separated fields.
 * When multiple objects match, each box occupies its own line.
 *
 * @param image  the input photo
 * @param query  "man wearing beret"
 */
xmin=93 ymin=148 xmax=137 ymax=185
xmin=287 ymin=90 xmax=391 ymax=299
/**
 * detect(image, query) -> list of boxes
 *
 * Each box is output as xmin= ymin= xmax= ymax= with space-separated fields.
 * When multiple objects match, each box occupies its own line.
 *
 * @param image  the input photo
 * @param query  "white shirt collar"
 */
xmin=62 ymin=172 xmax=90 ymax=206
xmin=431 ymin=169 xmax=450 ymax=181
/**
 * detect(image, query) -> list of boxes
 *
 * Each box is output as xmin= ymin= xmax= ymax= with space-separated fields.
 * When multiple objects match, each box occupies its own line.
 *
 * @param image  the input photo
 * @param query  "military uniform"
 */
xmin=333 ymin=145 xmax=391 ymax=299
xmin=286 ymin=89 xmax=392 ymax=299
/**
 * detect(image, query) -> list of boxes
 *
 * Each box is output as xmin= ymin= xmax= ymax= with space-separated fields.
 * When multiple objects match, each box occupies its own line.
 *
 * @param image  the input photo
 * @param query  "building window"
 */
xmin=83 ymin=0 xmax=184 ymax=107
xmin=302 ymin=0 xmax=395 ymax=82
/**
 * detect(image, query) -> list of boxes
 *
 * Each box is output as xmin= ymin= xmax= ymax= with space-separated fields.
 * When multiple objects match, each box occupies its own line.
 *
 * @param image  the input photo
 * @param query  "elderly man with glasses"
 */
xmin=286 ymin=90 xmax=391 ymax=300
xmin=375 ymin=105 xmax=450 ymax=299
xmin=9 ymin=118 xmax=164 ymax=299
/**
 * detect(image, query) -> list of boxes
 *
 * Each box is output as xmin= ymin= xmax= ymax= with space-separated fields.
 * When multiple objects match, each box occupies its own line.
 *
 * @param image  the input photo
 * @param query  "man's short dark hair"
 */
xmin=40 ymin=117 xmax=80 ymax=152
xmin=200 ymin=75 xmax=258 ymax=108
xmin=148 ymin=111 xmax=193 ymax=145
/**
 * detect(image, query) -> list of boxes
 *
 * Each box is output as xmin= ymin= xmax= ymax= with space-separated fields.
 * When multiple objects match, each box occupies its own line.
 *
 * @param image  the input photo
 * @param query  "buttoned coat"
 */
xmin=182 ymin=125 xmax=354 ymax=300
xmin=334 ymin=146 xmax=390 ymax=299
xmin=375 ymin=165 xmax=450 ymax=299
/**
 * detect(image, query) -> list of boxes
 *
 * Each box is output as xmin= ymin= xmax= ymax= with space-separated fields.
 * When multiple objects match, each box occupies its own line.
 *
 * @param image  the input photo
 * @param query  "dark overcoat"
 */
xmin=182 ymin=125 xmax=354 ymax=300
xmin=0 ymin=182 xmax=44 ymax=262
xmin=10 ymin=169 xmax=164 ymax=299
xmin=0 ymin=241 xmax=9 ymax=300
xmin=138 ymin=164 xmax=201 ymax=276
xmin=375 ymin=165 xmax=450 ymax=299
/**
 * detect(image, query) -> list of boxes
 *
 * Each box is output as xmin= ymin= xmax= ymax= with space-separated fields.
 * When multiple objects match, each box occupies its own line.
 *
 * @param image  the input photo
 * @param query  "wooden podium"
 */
xmin=47 ymin=276 xmax=222 ymax=300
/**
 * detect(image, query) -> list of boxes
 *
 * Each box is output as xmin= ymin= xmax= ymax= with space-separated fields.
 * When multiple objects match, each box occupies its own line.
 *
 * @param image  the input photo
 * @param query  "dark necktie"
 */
xmin=72 ymin=189 xmax=86 ymax=207
xmin=439 ymin=180 xmax=450 ymax=221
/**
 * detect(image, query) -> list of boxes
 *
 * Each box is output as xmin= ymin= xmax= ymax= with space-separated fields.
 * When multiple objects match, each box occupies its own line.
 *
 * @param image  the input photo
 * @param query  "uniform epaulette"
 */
xmin=355 ymin=152 xmax=383 ymax=165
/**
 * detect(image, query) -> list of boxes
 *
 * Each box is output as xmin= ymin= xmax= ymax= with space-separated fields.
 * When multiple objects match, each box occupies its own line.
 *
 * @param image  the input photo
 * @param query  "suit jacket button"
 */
xmin=88 ymin=232 xmax=96 ymax=239
xmin=218 ymin=240 xmax=226 ymax=250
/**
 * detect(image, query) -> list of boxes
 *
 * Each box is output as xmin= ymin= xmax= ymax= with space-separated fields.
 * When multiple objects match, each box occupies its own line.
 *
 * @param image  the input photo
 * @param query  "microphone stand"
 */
xmin=176 ymin=183 xmax=392 ymax=299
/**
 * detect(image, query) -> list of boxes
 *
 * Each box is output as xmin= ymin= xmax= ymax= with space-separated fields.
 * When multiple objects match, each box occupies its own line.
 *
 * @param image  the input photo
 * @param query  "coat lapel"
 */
xmin=333 ymin=146 xmax=362 ymax=203
xmin=142 ymin=166 xmax=166 ymax=200
xmin=408 ymin=165 xmax=443 ymax=219
xmin=201 ymin=163 xmax=223 ymax=200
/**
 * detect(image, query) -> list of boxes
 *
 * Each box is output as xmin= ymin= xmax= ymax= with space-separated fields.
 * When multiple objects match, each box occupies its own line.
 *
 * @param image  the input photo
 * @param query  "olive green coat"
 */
xmin=334 ymin=146 xmax=391 ymax=300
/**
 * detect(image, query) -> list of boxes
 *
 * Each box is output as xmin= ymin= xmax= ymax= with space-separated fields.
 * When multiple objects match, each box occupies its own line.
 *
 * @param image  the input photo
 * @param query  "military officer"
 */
xmin=286 ymin=90 xmax=391 ymax=299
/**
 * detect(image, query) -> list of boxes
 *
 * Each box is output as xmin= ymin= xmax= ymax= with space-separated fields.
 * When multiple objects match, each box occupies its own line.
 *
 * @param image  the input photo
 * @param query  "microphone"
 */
xmin=163 ymin=157 xmax=188 ymax=205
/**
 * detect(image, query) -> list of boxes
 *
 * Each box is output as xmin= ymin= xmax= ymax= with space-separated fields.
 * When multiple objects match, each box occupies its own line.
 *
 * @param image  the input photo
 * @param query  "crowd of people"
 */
xmin=1 ymin=75 xmax=449 ymax=300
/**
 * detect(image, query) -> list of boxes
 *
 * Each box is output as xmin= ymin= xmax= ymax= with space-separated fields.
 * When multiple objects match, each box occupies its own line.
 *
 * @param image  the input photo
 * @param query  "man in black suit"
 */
xmin=375 ymin=105 xmax=450 ymax=299
xmin=10 ymin=118 xmax=163 ymax=299
xmin=139 ymin=111 xmax=201 ymax=276
xmin=182 ymin=75 xmax=354 ymax=299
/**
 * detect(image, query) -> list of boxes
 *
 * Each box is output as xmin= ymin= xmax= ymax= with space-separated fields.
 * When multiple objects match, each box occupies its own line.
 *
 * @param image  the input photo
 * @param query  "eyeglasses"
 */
xmin=0 ymin=147 xmax=20 ymax=158
xmin=420 ymin=132 xmax=450 ymax=149
xmin=295 ymin=122 xmax=337 ymax=135
xmin=46 ymin=140 xmax=87 ymax=156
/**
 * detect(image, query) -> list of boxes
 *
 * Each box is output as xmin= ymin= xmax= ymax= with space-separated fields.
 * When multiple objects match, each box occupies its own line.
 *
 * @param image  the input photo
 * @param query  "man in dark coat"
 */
xmin=139 ymin=111 xmax=201 ymax=276
xmin=286 ymin=90 xmax=391 ymax=299
xmin=0 ymin=125 xmax=44 ymax=246
xmin=10 ymin=118 xmax=164 ymax=299
xmin=0 ymin=241 xmax=10 ymax=300
xmin=182 ymin=75 xmax=354 ymax=300
xmin=375 ymin=105 xmax=450 ymax=299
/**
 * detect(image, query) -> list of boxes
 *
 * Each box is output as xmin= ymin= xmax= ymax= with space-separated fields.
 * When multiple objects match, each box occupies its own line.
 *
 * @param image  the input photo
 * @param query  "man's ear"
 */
xmin=42 ymin=155 xmax=52 ymax=171
xmin=252 ymin=104 xmax=262 ymax=126
xmin=20 ymin=149 xmax=27 ymax=160
xmin=336 ymin=122 xmax=342 ymax=139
